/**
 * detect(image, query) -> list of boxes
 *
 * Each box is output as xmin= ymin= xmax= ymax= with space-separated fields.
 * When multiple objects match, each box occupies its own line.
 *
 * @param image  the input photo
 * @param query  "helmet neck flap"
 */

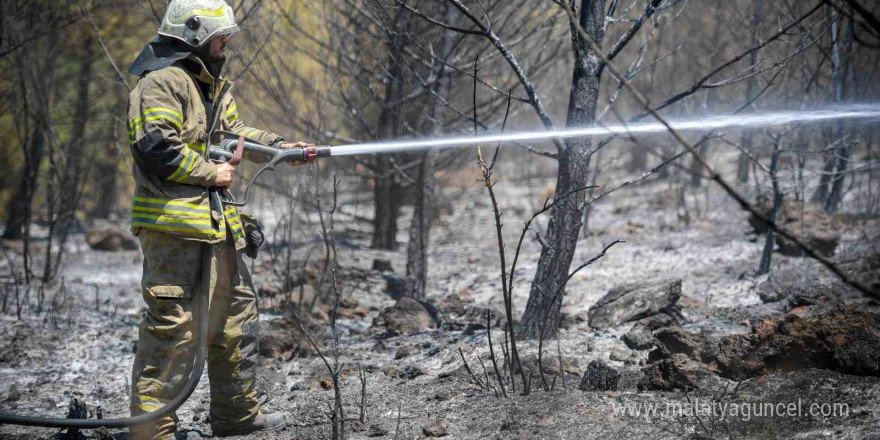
xmin=129 ymin=36 xmax=193 ymax=77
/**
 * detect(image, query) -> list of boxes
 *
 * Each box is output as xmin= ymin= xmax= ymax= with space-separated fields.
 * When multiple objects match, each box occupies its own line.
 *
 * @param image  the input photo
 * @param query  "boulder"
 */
xmin=373 ymin=297 xmax=440 ymax=336
xmin=757 ymin=267 xmax=819 ymax=303
xmin=588 ymin=279 xmax=682 ymax=330
xmin=86 ymin=225 xmax=138 ymax=251
xmin=519 ymin=354 xmax=581 ymax=378
xmin=836 ymin=227 xmax=880 ymax=293
xmin=639 ymin=353 xmax=728 ymax=391
xmin=579 ymin=360 xmax=620 ymax=391
xmin=712 ymin=308 xmax=880 ymax=380
xmin=649 ymin=327 xmax=708 ymax=363
xmin=622 ymin=314 xmax=678 ymax=350
xmin=748 ymin=197 xmax=840 ymax=257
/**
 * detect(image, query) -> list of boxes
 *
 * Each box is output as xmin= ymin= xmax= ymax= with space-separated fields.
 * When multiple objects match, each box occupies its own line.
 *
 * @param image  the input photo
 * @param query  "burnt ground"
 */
xmin=1 ymin=161 xmax=879 ymax=439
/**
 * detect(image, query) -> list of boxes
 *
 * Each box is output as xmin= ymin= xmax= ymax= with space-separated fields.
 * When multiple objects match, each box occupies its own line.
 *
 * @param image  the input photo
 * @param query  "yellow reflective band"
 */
xmin=130 ymin=114 xmax=183 ymax=132
xmin=137 ymin=395 xmax=164 ymax=404
xmin=173 ymin=150 xmax=199 ymax=183
xmin=133 ymin=196 xmax=211 ymax=211
xmin=144 ymin=107 xmax=183 ymax=121
xmin=232 ymin=228 xmax=245 ymax=240
xmin=226 ymin=103 xmax=238 ymax=117
xmin=187 ymin=143 xmax=206 ymax=154
xmin=167 ymin=149 xmax=194 ymax=182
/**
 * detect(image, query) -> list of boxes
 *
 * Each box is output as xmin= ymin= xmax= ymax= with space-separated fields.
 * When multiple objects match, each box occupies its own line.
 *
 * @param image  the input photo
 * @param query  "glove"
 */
xmin=239 ymin=213 xmax=264 ymax=259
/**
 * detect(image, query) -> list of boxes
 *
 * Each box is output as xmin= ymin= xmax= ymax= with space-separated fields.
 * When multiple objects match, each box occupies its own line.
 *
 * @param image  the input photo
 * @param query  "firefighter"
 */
xmin=126 ymin=1 xmax=307 ymax=438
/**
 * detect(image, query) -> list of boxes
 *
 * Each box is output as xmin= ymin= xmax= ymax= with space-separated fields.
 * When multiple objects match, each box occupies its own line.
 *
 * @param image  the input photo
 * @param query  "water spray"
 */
xmin=212 ymin=104 xmax=880 ymax=207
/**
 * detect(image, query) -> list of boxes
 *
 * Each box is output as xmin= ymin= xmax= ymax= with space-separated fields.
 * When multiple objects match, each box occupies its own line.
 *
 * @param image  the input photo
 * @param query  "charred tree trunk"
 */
xmin=403 ymin=4 xmax=457 ymax=299
xmin=825 ymin=8 xmax=855 ymax=213
xmin=757 ymin=137 xmax=782 ymax=276
xmin=403 ymin=149 xmax=438 ymax=299
xmin=371 ymin=6 xmax=409 ymax=250
xmin=813 ymin=4 xmax=843 ymax=208
xmin=2 ymin=35 xmax=58 ymax=240
xmin=371 ymin=156 xmax=403 ymax=250
xmin=91 ymin=101 xmax=122 ymax=219
xmin=520 ymin=0 xmax=605 ymax=340
xmin=3 ymin=128 xmax=44 ymax=240
xmin=737 ymin=0 xmax=762 ymax=184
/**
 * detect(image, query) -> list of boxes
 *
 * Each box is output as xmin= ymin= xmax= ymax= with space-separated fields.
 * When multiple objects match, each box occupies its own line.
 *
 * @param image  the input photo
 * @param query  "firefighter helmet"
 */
xmin=158 ymin=0 xmax=239 ymax=48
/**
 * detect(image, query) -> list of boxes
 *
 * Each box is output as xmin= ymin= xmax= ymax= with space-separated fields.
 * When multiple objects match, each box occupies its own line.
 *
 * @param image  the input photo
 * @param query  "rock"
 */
xmin=373 ymin=297 xmax=440 ymax=336
xmin=93 ymin=427 xmax=116 ymax=440
xmin=462 ymin=323 xmax=485 ymax=335
xmin=436 ymin=292 xmax=474 ymax=317
xmin=639 ymin=353 xmax=727 ymax=391
xmin=319 ymin=376 xmax=333 ymax=390
xmin=382 ymin=274 xmax=406 ymax=300
xmin=622 ymin=314 xmax=679 ymax=351
xmin=5 ymin=384 xmax=20 ymax=402
xmin=40 ymin=397 xmax=55 ymax=410
xmin=588 ymin=279 xmax=682 ymax=330
xmin=651 ymin=327 xmax=707 ymax=362
xmin=399 ymin=365 xmax=425 ymax=380
xmin=622 ymin=330 xmax=655 ymax=350
xmin=712 ymin=308 xmax=880 ymax=380
xmin=395 ymin=345 xmax=415 ymax=359
xmin=757 ymin=267 xmax=819 ymax=303
xmin=609 ymin=349 xmax=630 ymax=362
xmin=372 ymin=259 xmax=393 ymax=272
xmin=579 ymin=360 xmax=621 ymax=391
xmin=748 ymin=197 xmax=841 ymax=257
xmin=259 ymin=317 xmax=304 ymax=358
xmin=423 ymin=419 xmax=448 ymax=437
xmin=431 ymin=389 xmax=454 ymax=401
xmin=339 ymin=296 xmax=358 ymax=308
xmin=86 ymin=225 xmax=139 ymax=251
xmin=836 ymin=229 xmax=880 ymax=293
xmin=784 ymin=285 xmax=844 ymax=316
xmin=366 ymin=423 xmax=389 ymax=437
xmin=519 ymin=354 xmax=581 ymax=377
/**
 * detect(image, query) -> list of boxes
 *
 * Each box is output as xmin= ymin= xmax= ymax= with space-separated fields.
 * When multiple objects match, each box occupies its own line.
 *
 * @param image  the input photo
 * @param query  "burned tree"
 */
xmin=519 ymin=0 xmax=608 ymax=339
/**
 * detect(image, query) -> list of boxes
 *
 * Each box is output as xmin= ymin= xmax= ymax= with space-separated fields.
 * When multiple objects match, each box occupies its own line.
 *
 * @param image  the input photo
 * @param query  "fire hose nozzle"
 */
xmin=301 ymin=145 xmax=331 ymax=163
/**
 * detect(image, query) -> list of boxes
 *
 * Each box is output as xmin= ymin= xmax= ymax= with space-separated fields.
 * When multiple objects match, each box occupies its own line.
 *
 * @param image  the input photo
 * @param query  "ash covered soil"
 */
xmin=1 ymin=164 xmax=880 ymax=439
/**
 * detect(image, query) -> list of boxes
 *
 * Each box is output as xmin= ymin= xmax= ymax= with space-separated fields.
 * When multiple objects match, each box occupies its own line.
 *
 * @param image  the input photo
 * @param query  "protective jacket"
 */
xmin=127 ymin=53 xmax=282 ymax=248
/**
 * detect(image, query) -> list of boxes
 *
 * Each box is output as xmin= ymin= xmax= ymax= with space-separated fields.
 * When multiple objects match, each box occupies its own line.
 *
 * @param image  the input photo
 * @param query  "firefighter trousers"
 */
xmin=129 ymin=228 xmax=260 ymax=440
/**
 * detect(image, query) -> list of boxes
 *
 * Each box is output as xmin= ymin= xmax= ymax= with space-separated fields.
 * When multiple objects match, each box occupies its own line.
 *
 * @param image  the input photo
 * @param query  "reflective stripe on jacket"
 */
xmin=127 ymin=55 xmax=282 ymax=247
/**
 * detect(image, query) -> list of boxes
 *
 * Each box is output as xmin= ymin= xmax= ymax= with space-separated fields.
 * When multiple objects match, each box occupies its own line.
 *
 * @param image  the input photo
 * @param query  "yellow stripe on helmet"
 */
xmin=169 ymin=6 xmax=227 ymax=25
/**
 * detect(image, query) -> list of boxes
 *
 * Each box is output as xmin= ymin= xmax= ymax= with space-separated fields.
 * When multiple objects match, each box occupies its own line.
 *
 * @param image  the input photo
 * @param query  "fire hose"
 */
xmin=0 ymin=135 xmax=314 ymax=430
